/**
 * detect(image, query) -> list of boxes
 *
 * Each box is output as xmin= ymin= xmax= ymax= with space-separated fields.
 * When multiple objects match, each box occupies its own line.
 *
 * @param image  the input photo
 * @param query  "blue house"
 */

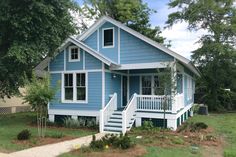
xmin=37 ymin=16 xmax=200 ymax=134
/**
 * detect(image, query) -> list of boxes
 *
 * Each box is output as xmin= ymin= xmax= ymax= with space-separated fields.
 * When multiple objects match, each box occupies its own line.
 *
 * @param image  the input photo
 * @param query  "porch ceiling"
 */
xmin=110 ymin=61 xmax=173 ymax=70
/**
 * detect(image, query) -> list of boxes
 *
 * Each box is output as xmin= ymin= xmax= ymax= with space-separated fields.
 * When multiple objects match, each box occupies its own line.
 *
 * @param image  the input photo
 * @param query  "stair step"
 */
xmin=112 ymin=112 xmax=122 ymax=115
xmin=108 ymin=121 xmax=122 ymax=124
xmin=105 ymin=124 xmax=122 ymax=128
xmin=104 ymin=129 xmax=122 ymax=133
xmin=110 ymin=114 xmax=122 ymax=118
xmin=110 ymin=116 xmax=122 ymax=119
xmin=104 ymin=126 xmax=122 ymax=131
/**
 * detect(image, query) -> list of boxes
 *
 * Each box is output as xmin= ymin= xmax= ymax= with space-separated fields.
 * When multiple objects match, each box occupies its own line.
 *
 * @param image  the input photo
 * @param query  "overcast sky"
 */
xmin=76 ymin=0 xmax=208 ymax=59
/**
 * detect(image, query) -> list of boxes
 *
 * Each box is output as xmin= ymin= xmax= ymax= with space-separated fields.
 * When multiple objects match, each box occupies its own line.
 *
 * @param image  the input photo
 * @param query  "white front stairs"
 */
xmin=103 ymin=109 xmax=135 ymax=133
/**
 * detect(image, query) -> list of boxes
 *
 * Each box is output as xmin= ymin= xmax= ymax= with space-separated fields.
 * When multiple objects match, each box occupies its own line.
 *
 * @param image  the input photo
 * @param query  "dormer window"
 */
xmin=103 ymin=27 xmax=114 ymax=48
xmin=69 ymin=46 xmax=80 ymax=62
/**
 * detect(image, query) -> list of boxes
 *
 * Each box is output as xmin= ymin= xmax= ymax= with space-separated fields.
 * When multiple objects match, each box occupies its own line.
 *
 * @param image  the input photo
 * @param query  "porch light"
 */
xmin=112 ymin=73 xmax=116 ymax=79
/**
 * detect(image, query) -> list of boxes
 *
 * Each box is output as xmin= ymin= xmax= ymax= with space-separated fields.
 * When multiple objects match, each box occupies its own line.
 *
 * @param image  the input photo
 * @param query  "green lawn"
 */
xmin=189 ymin=113 xmax=236 ymax=157
xmin=60 ymin=113 xmax=236 ymax=157
xmin=0 ymin=112 xmax=97 ymax=152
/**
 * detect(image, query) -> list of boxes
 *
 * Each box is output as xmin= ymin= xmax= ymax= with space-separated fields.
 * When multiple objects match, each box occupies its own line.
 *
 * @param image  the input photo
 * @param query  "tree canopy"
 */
xmin=0 ymin=0 xmax=77 ymax=98
xmin=167 ymin=0 xmax=236 ymax=111
xmin=80 ymin=0 xmax=166 ymax=43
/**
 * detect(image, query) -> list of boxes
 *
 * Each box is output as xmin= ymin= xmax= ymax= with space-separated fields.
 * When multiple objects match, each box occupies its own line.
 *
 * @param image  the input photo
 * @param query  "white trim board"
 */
xmin=110 ymin=62 xmax=172 ymax=70
xmin=36 ymin=37 xmax=118 ymax=72
xmin=102 ymin=27 xmax=115 ymax=48
xmin=78 ymin=16 xmax=200 ymax=77
xmin=48 ymin=109 xmax=100 ymax=117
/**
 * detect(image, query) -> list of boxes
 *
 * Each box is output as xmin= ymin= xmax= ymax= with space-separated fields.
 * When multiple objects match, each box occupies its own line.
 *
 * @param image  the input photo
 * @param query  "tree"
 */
xmin=0 ymin=0 xmax=77 ymax=98
xmin=157 ymin=63 xmax=177 ymax=134
xmin=23 ymin=75 xmax=57 ymax=137
xmin=166 ymin=0 xmax=236 ymax=111
xmin=80 ymin=0 xmax=166 ymax=43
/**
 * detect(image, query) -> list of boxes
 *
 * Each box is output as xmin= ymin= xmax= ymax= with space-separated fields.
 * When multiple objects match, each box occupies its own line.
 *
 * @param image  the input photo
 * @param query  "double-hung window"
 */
xmin=69 ymin=46 xmax=80 ymax=62
xmin=63 ymin=73 xmax=87 ymax=103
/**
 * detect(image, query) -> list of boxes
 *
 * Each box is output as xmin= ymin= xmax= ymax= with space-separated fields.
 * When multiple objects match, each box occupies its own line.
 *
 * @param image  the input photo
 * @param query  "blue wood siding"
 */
xmin=50 ymin=51 xmax=64 ymax=71
xmin=50 ymin=73 xmax=61 ymax=102
xmin=98 ymin=22 xmax=118 ymax=63
xmin=85 ymin=53 xmax=102 ymax=69
xmin=84 ymin=31 xmax=97 ymax=50
xmin=105 ymin=72 xmax=121 ymax=108
xmin=49 ymin=45 xmax=102 ymax=71
xmin=129 ymin=76 xmax=140 ymax=97
xmin=120 ymin=29 xmax=174 ymax=64
xmin=66 ymin=47 xmax=84 ymax=70
xmin=49 ymin=72 xmax=102 ymax=110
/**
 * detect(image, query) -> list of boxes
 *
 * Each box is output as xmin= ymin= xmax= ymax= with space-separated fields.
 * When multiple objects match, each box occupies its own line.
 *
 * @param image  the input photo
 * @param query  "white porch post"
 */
xmin=171 ymin=60 xmax=177 ymax=113
xmin=71 ymin=115 xmax=77 ymax=120
xmin=48 ymin=114 xmax=55 ymax=122
xmin=99 ymin=110 xmax=104 ymax=133
xmin=167 ymin=119 xmax=177 ymax=131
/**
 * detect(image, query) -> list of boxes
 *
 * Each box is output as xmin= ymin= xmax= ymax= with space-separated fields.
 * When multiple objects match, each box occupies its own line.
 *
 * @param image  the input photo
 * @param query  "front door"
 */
xmin=122 ymin=76 xmax=128 ymax=107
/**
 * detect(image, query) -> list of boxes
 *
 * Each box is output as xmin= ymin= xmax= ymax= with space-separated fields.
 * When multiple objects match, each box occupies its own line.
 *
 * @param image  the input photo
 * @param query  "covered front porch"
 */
xmin=100 ymin=61 xmax=186 ymax=133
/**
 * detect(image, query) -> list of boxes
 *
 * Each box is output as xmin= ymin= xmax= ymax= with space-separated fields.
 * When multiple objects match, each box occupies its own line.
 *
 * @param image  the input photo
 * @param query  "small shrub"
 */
xmin=171 ymin=136 xmax=184 ymax=145
xmin=90 ymin=135 xmax=104 ymax=151
xmin=48 ymin=132 xmax=64 ymax=138
xmin=142 ymin=121 xmax=154 ymax=131
xmin=194 ymin=122 xmax=208 ymax=130
xmin=63 ymin=118 xmax=81 ymax=129
xmin=89 ymin=133 xmax=133 ymax=151
xmin=17 ymin=129 xmax=31 ymax=140
xmin=119 ymin=134 xmax=132 ymax=149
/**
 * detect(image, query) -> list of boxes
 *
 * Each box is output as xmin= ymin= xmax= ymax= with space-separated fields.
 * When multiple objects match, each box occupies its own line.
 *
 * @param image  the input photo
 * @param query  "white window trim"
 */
xmin=102 ymin=27 xmax=115 ymax=48
xmin=61 ymin=72 xmax=88 ymax=104
xmin=186 ymin=76 xmax=193 ymax=101
xmin=68 ymin=46 xmax=80 ymax=62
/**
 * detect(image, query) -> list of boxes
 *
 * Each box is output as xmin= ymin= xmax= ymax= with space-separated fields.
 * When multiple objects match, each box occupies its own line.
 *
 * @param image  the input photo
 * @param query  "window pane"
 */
xmin=142 ymin=88 xmax=151 ymax=95
xmin=81 ymin=73 xmax=85 ymax=86
xmin=77 ymin=74 xmax=81 ymax=86
xmin=64 ymin=74 xmax=73 ymax=86
xmin=70 ymin=48 xmax=78 ymax=60
xmin=65 ymin=88 xmax=73 ymax=100
xmin=154 ymin=76 xmax=159 ymax=87
xmin=104 ymin=29 xmax=113 ymax=46
xmin=142 ymin=76 xmax=152 ymax=95
xmin=77 ymin=87 xmax=86 ymax=100
xmin=77 ymin=73 xmax=85 ymax=86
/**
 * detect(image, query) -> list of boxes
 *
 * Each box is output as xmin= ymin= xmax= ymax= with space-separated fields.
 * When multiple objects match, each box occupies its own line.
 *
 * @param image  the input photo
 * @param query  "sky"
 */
xmin=76 ymin=0 xmax=208 ymax=59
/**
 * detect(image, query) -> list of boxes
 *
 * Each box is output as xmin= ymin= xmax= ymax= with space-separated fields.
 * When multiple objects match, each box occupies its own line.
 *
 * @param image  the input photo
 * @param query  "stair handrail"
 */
xmin=99 ymin=93 xmax=117 ymax=133
xmin=122 ymin=93 xmax=137 ymax=134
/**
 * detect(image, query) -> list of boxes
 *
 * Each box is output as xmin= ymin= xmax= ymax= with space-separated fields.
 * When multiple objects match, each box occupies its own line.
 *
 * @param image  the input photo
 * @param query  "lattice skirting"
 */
xmin=0 ymin=106 xmax=31 ymax=114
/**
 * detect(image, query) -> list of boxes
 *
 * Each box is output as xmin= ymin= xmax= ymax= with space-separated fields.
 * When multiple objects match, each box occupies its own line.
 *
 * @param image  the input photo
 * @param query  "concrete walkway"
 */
xmin=2 ymin=133 xmax=104 ymax=157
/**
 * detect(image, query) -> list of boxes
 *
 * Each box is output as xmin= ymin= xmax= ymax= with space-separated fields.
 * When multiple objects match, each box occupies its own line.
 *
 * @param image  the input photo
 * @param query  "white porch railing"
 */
xmin=99 ymin=93 xmax=117 ymax=133
xmin=172 ymin=93 xmax=184 ymax=113
xmin=122 ymin=93 xmax=137 ymax=134
xmin=136 ymin=95 xmax=172 ymax=112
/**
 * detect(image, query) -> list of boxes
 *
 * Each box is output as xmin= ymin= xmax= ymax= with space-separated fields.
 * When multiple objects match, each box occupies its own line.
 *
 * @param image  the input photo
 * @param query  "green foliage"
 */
xmin=171 ymin=136 xmax=184 ymax=145
xmin=178 ymin=122 xmax=208 ymax=132
xmin=89 ymin=133 xmax=133 ymax=151
xmin=81 ymin=0 xmax=166 ymax=44
xmin=17 ymin=129 xmax=31 ymax=140
xmin=142 ymin=120 xmax=154 ymax=131
xmin=0 ymin=0 xmax=77 ymax=98
xmin=47 ymin=132 xmax=64 ymax=139
xmin=167 ymin=0 xmax=236 ymax=111
xmin=24 ymin=75 xmax=57 ymax=110
xmin=63 ymin=117 xmax=97 ymax=129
